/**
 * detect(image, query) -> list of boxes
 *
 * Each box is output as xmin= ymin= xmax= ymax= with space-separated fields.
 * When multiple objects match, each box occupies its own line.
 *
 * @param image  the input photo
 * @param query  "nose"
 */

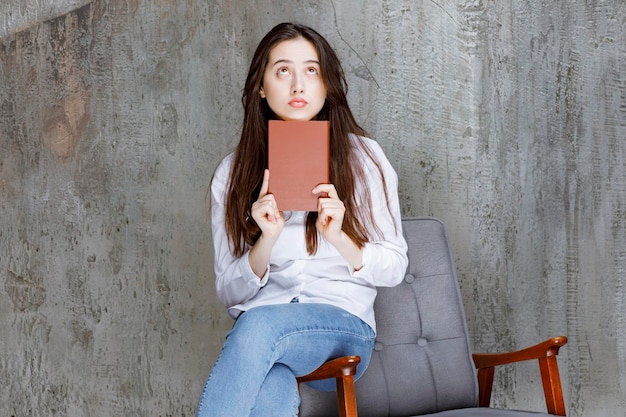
xmin=291 ymin=73 xmax=304 ymax=94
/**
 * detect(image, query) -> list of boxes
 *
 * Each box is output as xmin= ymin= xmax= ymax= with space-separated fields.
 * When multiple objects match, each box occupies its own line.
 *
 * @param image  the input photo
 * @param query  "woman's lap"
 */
xmin=196 ymin=303 xmax=375 ymax=416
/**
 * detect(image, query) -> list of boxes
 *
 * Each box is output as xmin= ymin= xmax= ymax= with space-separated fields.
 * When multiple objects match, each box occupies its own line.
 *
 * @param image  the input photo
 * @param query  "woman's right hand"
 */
xmin=251 ymin=169 xmax=284 ymax=240
xmin=248 ymin=170 xmax=283 ymax=278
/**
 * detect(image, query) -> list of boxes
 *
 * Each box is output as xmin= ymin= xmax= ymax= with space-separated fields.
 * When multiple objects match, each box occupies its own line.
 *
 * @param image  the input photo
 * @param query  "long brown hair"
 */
xmin=224 ymin=22 xmax=391 ymax=257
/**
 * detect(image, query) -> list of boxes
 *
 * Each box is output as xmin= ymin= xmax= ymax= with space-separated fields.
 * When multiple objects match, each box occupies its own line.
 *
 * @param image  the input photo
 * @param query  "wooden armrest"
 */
xmin=473 ymin=336 xmax=567 ymax=368
xmin=472 ymin=336 xmax=567 ymax=416
xmin=297 ymin=356 xmax=360 ymax=417
xmin=296 ymin=355 xmax=360 ymax=383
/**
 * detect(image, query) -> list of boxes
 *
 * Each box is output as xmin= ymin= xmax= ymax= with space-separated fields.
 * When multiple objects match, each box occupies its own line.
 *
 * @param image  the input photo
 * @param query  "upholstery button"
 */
xmin=404 ymin=274 xmax=415 ymax=283
xmin=417 ymin=337 xmax=428 ymax=347
xmin=374 ymin=341 xmax=383 ymax=352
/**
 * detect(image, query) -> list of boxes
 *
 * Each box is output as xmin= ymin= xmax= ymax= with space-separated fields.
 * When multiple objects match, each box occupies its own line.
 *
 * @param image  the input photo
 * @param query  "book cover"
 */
xmin=268 ymin=120 xmax=330 ymax=211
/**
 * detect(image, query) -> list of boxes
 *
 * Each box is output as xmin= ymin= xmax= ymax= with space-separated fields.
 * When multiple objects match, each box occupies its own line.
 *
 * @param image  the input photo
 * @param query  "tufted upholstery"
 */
xmin=299 ymin=217 xmax=558 ymax=417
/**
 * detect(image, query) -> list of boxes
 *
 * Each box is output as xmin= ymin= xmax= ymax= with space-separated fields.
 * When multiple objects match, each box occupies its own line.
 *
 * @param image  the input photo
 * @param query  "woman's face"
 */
xmin=260 ymin=37 xmax=327 ymax=121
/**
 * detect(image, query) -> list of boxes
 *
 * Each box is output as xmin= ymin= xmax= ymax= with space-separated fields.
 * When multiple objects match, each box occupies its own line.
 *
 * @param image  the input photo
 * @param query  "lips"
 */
xmin=288 ymin=98 xmax=308 ymax=108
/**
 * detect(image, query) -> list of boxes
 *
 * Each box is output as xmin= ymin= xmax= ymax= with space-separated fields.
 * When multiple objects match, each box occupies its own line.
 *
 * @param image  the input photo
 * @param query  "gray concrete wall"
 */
xmin=0 ymin=1 xmax=624 ymax=416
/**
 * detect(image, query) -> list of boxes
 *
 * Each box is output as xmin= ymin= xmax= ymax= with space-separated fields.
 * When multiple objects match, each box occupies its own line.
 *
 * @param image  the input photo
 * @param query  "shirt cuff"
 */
xmin=350 ymin=243 xmax=372 ymax=278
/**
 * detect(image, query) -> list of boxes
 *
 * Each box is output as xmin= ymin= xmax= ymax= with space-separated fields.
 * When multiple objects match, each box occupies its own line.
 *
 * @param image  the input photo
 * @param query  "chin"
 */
xmin=281 ymin=115 xmax=315 ymax=122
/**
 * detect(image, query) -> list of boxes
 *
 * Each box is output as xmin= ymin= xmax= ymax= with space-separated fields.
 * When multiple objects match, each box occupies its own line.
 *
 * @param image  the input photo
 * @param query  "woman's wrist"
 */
xmin=329 ymin=231 xmax=364 ymax=271
xmin=248 ymin=234 xmax=277 ymax=279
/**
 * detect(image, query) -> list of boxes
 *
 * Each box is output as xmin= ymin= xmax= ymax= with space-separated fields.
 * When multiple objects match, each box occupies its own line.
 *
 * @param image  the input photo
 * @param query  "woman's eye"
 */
xmin=307 ymin=67 xmax=319 ymax=75
xmin=277 ymin=67 xmax=289 ymax=76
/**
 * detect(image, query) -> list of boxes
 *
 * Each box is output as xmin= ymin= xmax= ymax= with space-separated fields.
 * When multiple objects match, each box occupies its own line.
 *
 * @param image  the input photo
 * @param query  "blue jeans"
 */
xmin=196 ymin=302 xmax=375 ymax=417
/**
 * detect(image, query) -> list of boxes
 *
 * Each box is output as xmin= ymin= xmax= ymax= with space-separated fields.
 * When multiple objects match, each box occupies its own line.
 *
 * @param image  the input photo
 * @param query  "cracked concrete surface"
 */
xmin=0 ymin=1 xmax=625 ymax=416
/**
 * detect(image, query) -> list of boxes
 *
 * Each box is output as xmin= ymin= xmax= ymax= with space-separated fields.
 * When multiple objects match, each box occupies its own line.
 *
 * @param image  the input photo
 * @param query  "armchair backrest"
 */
xmin=300 ymin=217 xmax=478 ymax=416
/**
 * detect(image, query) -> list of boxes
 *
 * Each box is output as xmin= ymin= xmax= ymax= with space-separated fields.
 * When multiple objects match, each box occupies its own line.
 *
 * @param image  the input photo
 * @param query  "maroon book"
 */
xmin=268 ymin=120 xmax=330 ymax=211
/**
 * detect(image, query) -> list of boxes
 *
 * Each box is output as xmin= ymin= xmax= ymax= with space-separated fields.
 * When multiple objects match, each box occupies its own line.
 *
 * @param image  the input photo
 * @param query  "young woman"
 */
xmin=197 ymin=22 xmax=408 ymax=416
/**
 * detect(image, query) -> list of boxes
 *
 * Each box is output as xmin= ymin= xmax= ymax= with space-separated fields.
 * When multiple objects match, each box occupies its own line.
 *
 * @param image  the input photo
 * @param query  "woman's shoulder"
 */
xmin=349 ymin=134 xmax=398 ymax=185
xmin=215 ymin=152 xmax=235 ymax=175
xmin=211 ymin=152 xmax=236 ymax=192
xmin=349 ymin=134 xmax=388 ymax=162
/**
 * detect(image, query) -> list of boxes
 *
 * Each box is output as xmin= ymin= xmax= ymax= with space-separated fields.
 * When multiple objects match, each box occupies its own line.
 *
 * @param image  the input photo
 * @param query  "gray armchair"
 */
xmin=298 ymin=217 xmax=567 ymax=417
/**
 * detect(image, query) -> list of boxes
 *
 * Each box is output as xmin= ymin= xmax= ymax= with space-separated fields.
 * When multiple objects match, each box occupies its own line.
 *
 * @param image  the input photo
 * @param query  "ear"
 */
xmin=259 ymin=86 xmax=266 ymax=98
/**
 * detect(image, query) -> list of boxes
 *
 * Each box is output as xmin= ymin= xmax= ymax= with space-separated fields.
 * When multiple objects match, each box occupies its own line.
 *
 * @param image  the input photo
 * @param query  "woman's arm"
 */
xmin=248 ymin=169 xmax=284 ymax=277
xmin=344 ymin=139 xmax=408 ymax=287
xmin=313 ymin=183 xmax=364 ymax=271
xmin=210 ymin=158 xmax=283 ymax=308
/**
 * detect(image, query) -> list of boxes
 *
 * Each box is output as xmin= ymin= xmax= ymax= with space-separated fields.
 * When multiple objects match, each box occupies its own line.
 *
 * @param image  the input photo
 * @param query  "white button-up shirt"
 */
xmin=210 ymin=136 xmax=408 ymax=332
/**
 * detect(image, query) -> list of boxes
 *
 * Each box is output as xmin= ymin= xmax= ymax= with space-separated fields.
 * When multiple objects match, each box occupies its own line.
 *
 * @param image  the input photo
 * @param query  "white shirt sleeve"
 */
xmin=351 ymin=138 xmax=408 ymax=287
xmin=210 ymin=154 xmax=269 ymax=309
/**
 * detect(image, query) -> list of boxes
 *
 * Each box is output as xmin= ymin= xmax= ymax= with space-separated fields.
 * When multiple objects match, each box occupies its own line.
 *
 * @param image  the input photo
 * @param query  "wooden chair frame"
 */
xmin=298 ymin=336 xmax=567 ymax=417
xmin=473 ymin=336 xmax=568 ymax=416
xmin=297 ymin=356 xmax=361 ymax=417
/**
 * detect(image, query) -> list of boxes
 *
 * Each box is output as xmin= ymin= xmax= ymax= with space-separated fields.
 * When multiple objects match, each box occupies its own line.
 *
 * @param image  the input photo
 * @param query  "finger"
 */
xmin=264 ymin=195 xmax=281 ymax=223
xmin=312 ymin=183 xmax=338 ymax=199
xmin=316 ymin=209 xmax=330 ymax=226
xmin=258 ymin=169 xmax=270 ymax=199
xmin=317 ymin=197 xmax=345 ymax=211
xmin=254 ymin=196 xmax=280 ymax=223
xmin=267 ymin=198 xmax=280 ymax=223
xmin=318 ymin=197 xmax=345 ymax=222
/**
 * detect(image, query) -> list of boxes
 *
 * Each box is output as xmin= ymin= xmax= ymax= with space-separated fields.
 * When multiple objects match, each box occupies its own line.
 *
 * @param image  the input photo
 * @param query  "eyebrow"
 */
xmin=271 ymin=59 xmax=320 ymax=67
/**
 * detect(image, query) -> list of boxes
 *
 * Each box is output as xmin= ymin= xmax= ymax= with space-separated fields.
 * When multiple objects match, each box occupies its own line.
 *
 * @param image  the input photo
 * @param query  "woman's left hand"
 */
xmin=312 ymin=183 xmax=364 ymax=270
xmin=312 ymin=183 xmax=345 ymax=245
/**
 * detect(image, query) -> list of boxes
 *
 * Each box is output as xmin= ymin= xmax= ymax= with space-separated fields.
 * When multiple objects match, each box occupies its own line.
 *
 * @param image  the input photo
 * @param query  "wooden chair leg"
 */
xmin=476 ymin=366 xmax=495 ymax=407
xmin=539 ymin=356 xmax=566 ymax=416
xmin=335 ymin=374 xmax=358 ymax=417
